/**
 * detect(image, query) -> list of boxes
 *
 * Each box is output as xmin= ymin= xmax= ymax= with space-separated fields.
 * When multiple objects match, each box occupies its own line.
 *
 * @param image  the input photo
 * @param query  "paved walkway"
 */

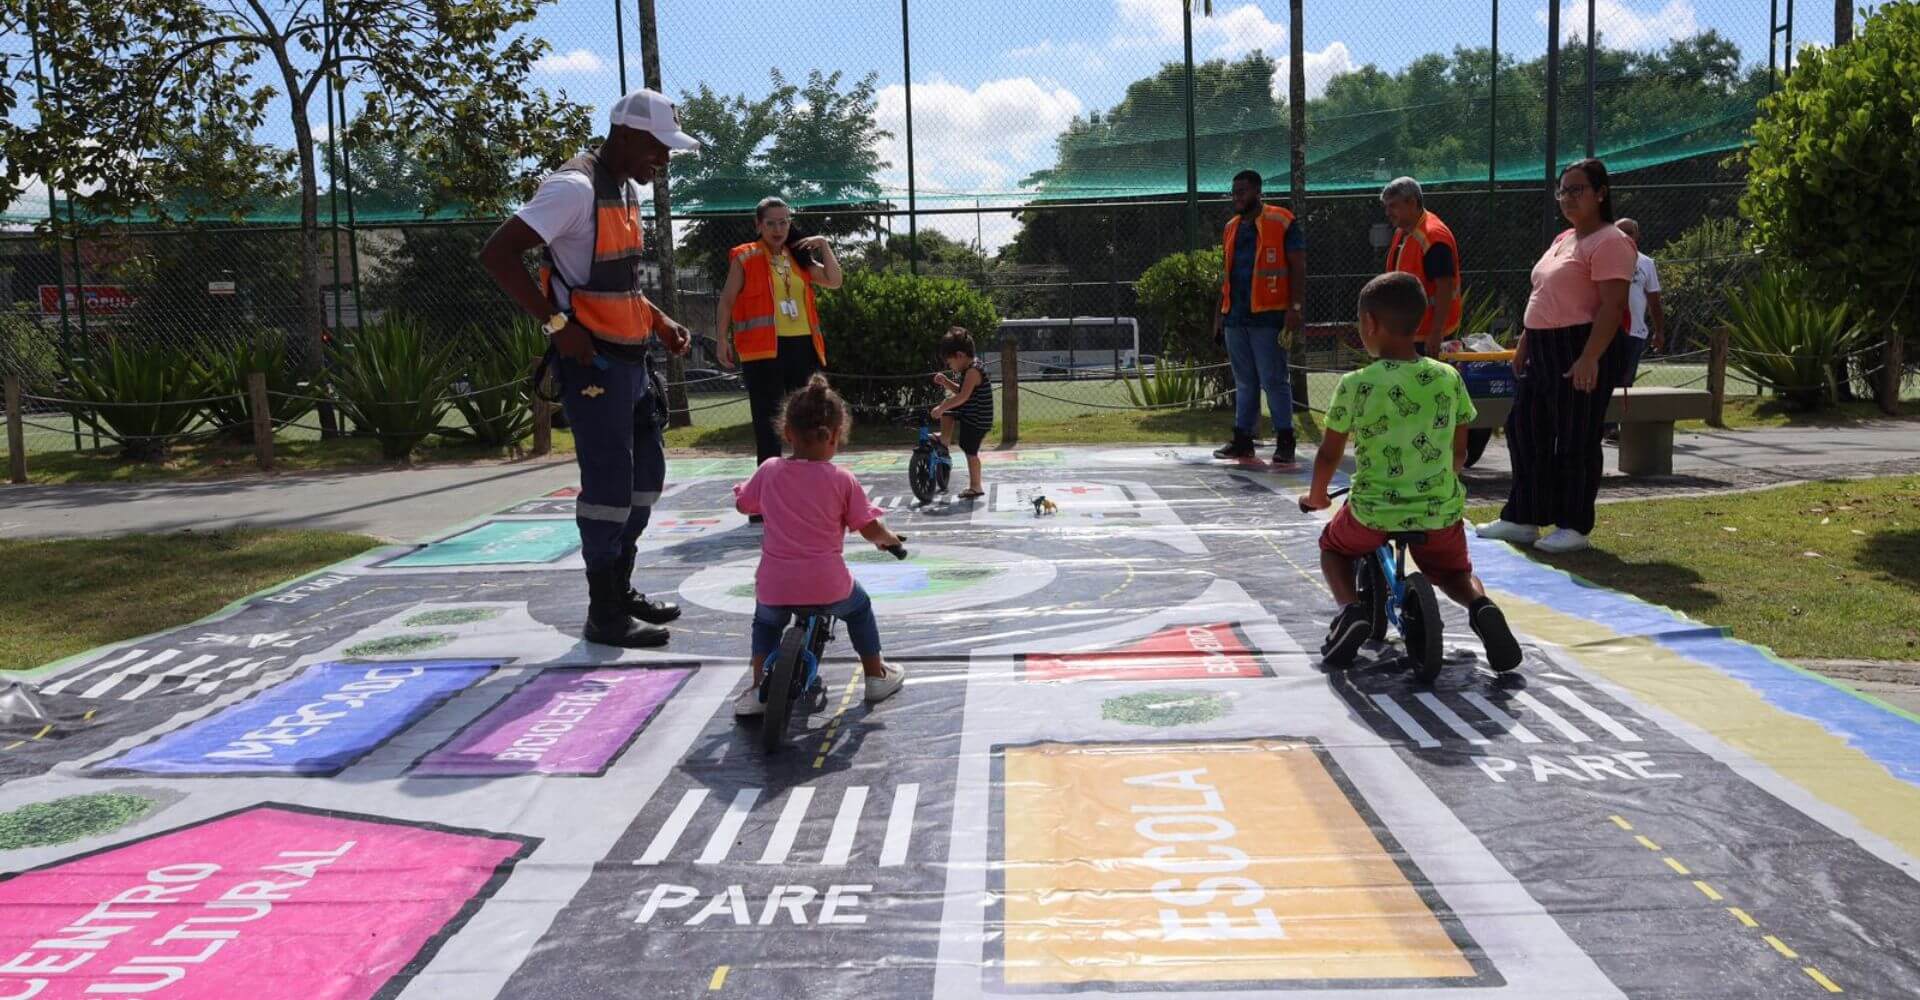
xmin=4 ymin=421 xmax=1918 ymax=543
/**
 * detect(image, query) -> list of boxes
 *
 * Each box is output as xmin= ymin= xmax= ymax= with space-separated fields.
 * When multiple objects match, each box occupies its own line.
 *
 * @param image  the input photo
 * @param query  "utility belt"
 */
xmin=532 ymin=332 xmax=667 ymax=423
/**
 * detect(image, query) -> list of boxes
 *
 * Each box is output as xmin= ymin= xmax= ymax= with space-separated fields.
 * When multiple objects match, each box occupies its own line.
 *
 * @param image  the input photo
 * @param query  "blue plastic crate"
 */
xmin=1456 ymin=360 xmax=1518 ymax=398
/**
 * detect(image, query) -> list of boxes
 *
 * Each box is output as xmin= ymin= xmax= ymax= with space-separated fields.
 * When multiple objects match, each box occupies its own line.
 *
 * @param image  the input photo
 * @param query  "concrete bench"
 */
xmin=1466 ymin=386 xmax=1713 ymax=476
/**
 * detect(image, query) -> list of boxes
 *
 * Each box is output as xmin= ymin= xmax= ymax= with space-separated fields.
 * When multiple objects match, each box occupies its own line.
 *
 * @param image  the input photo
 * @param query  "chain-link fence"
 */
xmin=7 ymin=0 xmax=1891 ymax=459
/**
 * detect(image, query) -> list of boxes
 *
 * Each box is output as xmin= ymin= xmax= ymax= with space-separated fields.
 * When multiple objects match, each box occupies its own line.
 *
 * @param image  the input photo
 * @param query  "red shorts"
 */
xmin=1318 ymin=505 xmax=1473 ymax=576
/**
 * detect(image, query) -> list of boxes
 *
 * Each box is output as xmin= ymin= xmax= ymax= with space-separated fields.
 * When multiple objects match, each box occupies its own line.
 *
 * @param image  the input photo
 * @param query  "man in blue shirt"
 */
xmin=1214 ymin=169 xmax=1307 ymax=464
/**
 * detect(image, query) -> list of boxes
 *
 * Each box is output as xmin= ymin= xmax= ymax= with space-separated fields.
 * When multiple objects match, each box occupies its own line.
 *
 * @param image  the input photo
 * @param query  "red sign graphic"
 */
xmin=0 ymin=804 xmax=533 ymax=1000
xmin=37 ymin=285 xmax=138 ymax=317
xmin=1021 ymin=622 xmax=1269 ymax=682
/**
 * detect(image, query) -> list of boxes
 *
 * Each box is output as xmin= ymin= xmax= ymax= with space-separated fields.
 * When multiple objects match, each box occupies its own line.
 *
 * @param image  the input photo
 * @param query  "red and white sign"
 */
xmin=0 ymin=804 xmax=531 ymax=1000
xmin=1021 ymin=622 xmax=1270 ymax=682
xmin=37 ymin=284 xmax=137 ymax=317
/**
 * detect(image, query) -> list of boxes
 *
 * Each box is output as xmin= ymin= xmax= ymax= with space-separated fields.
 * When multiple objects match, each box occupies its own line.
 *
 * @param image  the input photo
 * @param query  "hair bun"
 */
xmin=807 ymin=373 xmax=830 ymax=391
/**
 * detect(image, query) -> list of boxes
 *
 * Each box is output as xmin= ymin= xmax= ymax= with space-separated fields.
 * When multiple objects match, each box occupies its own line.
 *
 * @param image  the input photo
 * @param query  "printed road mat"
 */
xmin=4 ymin=446 xmax=1916 ymax=999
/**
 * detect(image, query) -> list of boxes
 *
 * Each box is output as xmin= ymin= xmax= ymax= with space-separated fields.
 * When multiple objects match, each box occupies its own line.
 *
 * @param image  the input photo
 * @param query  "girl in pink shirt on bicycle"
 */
xmin=732 ymin=374 xmax=906 ymax=717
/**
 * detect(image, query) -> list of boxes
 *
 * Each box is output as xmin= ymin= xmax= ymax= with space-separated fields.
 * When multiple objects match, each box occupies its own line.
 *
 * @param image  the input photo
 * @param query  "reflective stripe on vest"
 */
xmin=729 ymin=242 xmax=826 ymax=365
xmin=1386 ymin=210 xmax=1463 ymax=337
xmin=541 ymin=153 xmax=656 ymax=346
xmin=1219 ymin=204 xmax=1296 ymax=315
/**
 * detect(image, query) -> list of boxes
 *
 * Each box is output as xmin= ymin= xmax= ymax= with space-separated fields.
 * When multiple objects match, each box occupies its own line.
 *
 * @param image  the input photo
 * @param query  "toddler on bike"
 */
xmin=733 ymin=374 xmax=907 ymax=717
xmin=1301 ymin=272 xmax=1522 ymax=671
xmin=929 ymin=326 xmax=994 ymax=499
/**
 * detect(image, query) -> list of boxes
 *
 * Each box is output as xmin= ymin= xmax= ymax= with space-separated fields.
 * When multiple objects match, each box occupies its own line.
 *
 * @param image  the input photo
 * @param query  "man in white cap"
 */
xmin=480 ymin=89 xmax=700 ymax=647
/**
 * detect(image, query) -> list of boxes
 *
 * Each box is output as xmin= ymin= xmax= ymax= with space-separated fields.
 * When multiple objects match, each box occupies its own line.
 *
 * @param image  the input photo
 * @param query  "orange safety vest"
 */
xmin=1219 ymin=204 xmax=1296 ymax=316
xmin=538 ymin=152 xmax=659 ymax=351
xmin=1385 ymin=210 xmax=1463 ymax=338
xmin=729 ymin=242 xmax=826 ymax=365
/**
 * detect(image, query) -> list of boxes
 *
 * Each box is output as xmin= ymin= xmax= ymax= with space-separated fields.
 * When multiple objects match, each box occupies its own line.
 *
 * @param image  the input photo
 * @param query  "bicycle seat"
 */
xmin=1388 ymin=531 xmax=1429 ymax=545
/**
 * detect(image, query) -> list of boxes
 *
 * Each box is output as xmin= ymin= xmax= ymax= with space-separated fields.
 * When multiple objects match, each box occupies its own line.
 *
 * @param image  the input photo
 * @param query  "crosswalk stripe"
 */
xmin=636 ymin=789 xmax=709 ymax=865
xmin=179 ymin=657 xmax=252 ymax=692
xmin=1370 ymin=694 xmax=1440 ymax=748
xmin=1414 ymin=693 xmax=1491 ymax=745
xmin=1548 ymin=687 xmax=1641 ymax=742
xmin=1461 ymin=692 xmax=1543 ymax=743
xmin=41 ymin=647 xmax=148 ymax=696
xmin=697 ymin=788 xmax=761 ymax=864
xmin=822 ymin=786 xmax=868 ymax=866
xmin=880 ymin=784 xmax=919 ymax=867
xmin=1512 ymin=691 xmax=1591 ymax=743
xmin=206 ymin=656 xmax=279 ymax=693
xmin=757 ymin=788 xmax=815 ymax=865
xmin=80 ymin=650 xmax=181 ymax=700
xmin=118 ymin=654 xmax=218 ymax=701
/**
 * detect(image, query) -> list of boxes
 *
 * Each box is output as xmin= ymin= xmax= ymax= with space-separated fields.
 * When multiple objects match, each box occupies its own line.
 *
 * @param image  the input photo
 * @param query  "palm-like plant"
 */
xmin=195 ymin=331 xmax=315 ymax=443
xmin=442 ymin=319 xmax=545 ymax=448
xmin=327 ymin=317 xmax=459 ymax=461
xmin=1124 ymin=358 xmax=1208 ymax=409
xmin=1724 ymin=270 xmax=1871 ymax=410
xmin=61 ymin=341 xmax=211 ymax=462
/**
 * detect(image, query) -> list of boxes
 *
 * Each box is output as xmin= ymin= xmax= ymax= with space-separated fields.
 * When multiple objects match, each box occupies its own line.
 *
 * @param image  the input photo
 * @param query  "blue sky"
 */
xmin=7 ymin=0 xmax=1818 ymax=241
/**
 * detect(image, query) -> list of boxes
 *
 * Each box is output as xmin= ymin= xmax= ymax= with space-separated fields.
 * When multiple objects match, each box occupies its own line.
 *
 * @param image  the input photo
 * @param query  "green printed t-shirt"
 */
xmin=1323 ymin=357 xmax=1477 ymax=532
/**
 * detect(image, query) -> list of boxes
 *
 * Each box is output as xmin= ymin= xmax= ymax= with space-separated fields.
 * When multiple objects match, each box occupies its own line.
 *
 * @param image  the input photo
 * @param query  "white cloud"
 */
xmin=875 ymin=76 xmax=1083 ymax=199
xmin=1111 ymin=0 xmax=1286 ymax=58
xmin=1535 ymin=0 xmax=1697 ymax=49
xmin=535 ymin=48 xmax=607 ymax=74
xmin=1275 ymin=41 xmax=1357 ymax=101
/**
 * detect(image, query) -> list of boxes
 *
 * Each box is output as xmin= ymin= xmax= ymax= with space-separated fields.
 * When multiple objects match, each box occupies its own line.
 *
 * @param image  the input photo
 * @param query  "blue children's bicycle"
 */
xmin=759 ymin=539 xmax=910 ymax=752
xmin=1305 ymin=488 xmax=1445 ymax=683
xmin=907 ymin=411 xmax=952 ymax=505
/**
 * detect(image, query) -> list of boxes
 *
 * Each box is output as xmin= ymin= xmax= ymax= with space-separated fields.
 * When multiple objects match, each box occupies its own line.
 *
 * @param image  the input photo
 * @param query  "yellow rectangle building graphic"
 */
xmin=1000 ymin=739 xmax=1475 ymax=986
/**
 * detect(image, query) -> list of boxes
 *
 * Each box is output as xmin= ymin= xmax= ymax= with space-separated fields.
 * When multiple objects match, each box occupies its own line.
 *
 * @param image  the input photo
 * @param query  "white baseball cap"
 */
xmin=609 ymin=89 xmax=701 ymax=151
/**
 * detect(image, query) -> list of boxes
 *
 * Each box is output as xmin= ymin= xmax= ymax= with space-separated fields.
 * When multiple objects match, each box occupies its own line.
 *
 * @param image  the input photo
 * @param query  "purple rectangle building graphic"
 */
xmin=415 ymin=667 xmax=690 ymax=776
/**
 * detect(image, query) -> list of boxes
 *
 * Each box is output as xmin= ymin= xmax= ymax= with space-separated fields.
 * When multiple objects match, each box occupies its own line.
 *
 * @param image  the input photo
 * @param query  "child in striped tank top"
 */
xmin=930 ymin=327 xmax=995 ymax=499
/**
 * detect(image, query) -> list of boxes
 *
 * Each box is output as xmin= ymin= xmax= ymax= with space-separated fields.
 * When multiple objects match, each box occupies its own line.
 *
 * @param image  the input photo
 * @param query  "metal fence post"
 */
xmin=1000 ymin=338 xmax=1019 ymax=448
xmin=5 ymin=375 xmax=26 ymax=484
xmin=1881 ymin=329 xmax=1904 ymax=416
xmin=1708 ymin=328 xmax=1729 ymax=427
xmin=533 ymin=394 xmax=553 ymax=456
xmin=248 ymin=372 xmax=274 ymax=471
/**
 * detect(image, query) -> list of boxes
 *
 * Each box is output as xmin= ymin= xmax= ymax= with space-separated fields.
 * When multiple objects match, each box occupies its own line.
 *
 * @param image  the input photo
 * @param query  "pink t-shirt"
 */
xmin=1523 ymin=225 xmax=1637 ymax=330
xmin=733 ymin=458 xmax=883 ymax=607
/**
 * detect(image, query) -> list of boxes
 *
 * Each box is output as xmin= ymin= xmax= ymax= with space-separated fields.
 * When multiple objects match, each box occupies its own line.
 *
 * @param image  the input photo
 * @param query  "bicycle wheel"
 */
xmin=908 ymin=445 xmax=937 ymax=504
xmin=1401 ymin=572 xmax=1445 ymax=684
xmin=1357 ymin=555 xmax=1390 ymax=644
xmin=933 ymin=441 xmax=952 ymax=494
xmin=760 ymin=624 xmax=809 ymax=752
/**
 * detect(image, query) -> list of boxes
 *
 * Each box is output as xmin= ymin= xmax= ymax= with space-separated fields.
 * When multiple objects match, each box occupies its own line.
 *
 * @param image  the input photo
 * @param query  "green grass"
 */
xmin=0 ymin=529 xmax=379 ymax=672
xmin=0 ymin=793 xmax=156 ymax=850
xmin=1679 ymin=397 xmax=1920 ymax=431
xmin=1469 ymin=475 xmax=1920 ymax=662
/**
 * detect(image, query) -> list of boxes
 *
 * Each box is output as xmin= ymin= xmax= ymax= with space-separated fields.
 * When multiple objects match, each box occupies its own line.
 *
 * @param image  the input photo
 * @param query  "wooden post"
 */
xmin=248 ymin=372 xmax=274 ymax=472
xmin=1880 ymin=329 xmax=1904 ymax=416
xmin=1708 ymin=328 xmax=1730 ymax=428
xmin=5 ymin=375 xmax=26 ymax=484
xmin=999 ymin=338 xmax=1020 ymax=448
xmin=532 ymin=393 xmax=553 ymax=457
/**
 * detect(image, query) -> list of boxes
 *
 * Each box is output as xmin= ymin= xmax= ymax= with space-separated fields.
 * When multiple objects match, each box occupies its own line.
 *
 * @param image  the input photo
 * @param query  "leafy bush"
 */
xmin=328 ymin=317 xmax=459 ymax=461
xmin=1458 ymin=287 xmax=1512 ymax=344
xmin=0 ymin=305 xmax=60 ymax=391
xmin=1743 ymin=2 xmax=1920 ymax=407
xmin=60 ymin=341 xmax=211 ymax=461
xmin=1724 ymin=270 xmax=1872 ymax=410
xmin=194 ymin=331 xmax=316 ymax=443
xmin=1656 ymin=217 xmax=1762 ymax=354
xmin=443 ymin=319 xmax=545 ymax=448
xmin=1123 ymin=359 xmax=1208 ymax=409
xmin=1134 ymin=248 xmax=1230 ymax=393
xmin=817 ymin=271 xmax=998 ymax=421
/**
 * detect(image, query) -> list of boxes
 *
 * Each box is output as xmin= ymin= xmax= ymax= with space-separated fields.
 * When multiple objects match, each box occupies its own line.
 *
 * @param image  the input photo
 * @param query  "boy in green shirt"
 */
xmin=1301 ymin=272 xmax=1522 ymax=671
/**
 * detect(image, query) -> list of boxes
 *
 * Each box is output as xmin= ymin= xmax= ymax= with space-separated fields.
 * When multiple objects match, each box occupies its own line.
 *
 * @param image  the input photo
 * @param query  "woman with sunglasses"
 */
xmin=1477 ymin=158 xmax=1635 ymax=553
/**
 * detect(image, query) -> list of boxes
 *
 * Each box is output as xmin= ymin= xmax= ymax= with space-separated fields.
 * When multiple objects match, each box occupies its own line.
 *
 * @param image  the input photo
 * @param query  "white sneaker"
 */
xmin=1535 ymin=528 xmax=1592 ymax=553
xmin=1475 ymin=519 xmax=1543 ymax=545
xmin=733 ymin=687 xmax=765 ymax=717
xmin=864 ymin=663 xmax=906 ymax=704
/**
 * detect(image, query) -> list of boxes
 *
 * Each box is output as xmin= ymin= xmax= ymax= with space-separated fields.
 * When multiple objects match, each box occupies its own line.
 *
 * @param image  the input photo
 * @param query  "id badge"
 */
xmin=781 ymin=300 xmax=800 ymax=318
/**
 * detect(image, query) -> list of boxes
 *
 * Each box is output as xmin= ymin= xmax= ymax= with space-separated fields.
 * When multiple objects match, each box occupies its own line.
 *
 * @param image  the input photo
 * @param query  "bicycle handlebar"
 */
xmin=1298 ymin=486 xmax=1351 ymax=514
xmin=883 ymin=534 xmax=909 ymax=560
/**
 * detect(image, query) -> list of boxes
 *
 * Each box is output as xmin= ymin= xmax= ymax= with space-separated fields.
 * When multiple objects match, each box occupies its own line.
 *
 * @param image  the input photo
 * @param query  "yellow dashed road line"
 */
xmin=708 ymin=964 xmax=729 ymax=990
xmin=812 ymin=663 xmax=865 ymax=769
xmin=1605 ymin=814 xmax=1842 ymax=994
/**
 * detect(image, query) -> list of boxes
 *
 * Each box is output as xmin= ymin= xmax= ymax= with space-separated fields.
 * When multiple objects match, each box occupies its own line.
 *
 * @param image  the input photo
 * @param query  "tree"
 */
xmin=848 ymin=228 xmax=989 ymax=279
xmin=1743 ymin=1 xmax=1920 ymax=412
xmin=0 ymin=0 xmax=591 ymax=375
xmin=671 ymin=70 xmax=894 ymax=287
